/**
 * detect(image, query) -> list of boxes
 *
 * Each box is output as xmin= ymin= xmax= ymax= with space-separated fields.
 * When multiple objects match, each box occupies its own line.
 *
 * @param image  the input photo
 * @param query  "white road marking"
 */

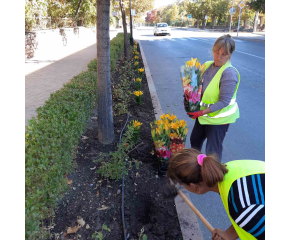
xmin=170 ymin=38 xmax=176 ymax=41
xmin=179 ymin=38 xmax=187 ymax=41
xmin=188 ymin=38 xmax=198 ymax=40
xmin=235 ymin=50 xmax=265 ymax=60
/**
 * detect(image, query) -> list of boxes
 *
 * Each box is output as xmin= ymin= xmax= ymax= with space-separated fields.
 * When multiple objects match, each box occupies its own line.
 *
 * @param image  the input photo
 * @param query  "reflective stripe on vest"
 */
xmin=200 ymin=98 xmax=236 ymax=108
xmin=203 ymin=102 xmax=238 ymax=119
xmin=198 ymin=60 xmax=240 ymax=125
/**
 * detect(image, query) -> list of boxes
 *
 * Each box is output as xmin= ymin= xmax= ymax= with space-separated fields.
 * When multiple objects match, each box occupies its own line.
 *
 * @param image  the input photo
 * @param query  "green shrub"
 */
xmin=25 ymin=71 xmax=98 ymax=239
xmin=25 ymin=33 xmax=129 ymax=239
xmin=88 ymin=33 xmax=131 ymax=72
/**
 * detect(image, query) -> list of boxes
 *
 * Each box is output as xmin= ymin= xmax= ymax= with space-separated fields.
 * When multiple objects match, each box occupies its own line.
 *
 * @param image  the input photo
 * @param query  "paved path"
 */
xmin=25 ymin=28 xmax=119 ymax=125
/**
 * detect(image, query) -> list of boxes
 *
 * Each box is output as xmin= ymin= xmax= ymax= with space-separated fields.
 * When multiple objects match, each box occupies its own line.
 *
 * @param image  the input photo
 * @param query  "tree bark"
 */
xmin=119 ymin=0 xmax=129 ymax=59
xmin=97 ymin=0 xmax=115 ymax=144
xmin=196 ymin=19 xmax=200 ymax=28
xmin=226 ymin=15 xmax=231 ymax=27
xmin=211 ymin=16 xmax=216 ymax=29
xmin=244 ymin=18 xmax=248 ymax=29
xmin=75 ymin=0 xmax=84 ymax=18
xmin=253 ymin=11 xmax=259 ymax=32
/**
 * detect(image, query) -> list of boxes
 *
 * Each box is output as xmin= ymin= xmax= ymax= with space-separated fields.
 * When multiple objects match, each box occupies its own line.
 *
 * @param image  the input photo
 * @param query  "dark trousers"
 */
xmin=190 ymin=118 xmax=229 ymax=162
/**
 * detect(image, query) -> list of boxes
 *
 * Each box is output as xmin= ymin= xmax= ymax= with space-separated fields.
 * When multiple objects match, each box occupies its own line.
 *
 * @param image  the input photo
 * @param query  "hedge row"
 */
xmin=25 ymin=33 xmax=128 ymax=239
xmin=88 ymin=32 xmax=131 ymax=72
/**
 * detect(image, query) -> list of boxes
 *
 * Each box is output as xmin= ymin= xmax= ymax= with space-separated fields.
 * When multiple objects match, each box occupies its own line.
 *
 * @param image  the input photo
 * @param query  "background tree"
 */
xmin=96 ymin=0 xmax=115 ymax=144
xmin=119 ymin=0 xmax=129 ymax=59
xmin=125 ymin=0 xmax=154 ymax=21
xmin=247 ymin=0 xmax=265 ymax=31
xmin=170 ymin=4 xmax=179 ymax=22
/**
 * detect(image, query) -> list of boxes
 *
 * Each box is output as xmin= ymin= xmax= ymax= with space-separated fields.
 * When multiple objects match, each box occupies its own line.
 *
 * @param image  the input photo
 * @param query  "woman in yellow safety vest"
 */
xmin=185 ymin=34 xmax=240 ymax=162
xmin=167 ymin=148 xmax=265 ymax=240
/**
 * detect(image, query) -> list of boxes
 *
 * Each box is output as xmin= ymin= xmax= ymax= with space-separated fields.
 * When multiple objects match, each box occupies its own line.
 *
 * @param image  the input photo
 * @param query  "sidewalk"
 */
xmin=25 ymin=28 xmax=120 ymax=125
xmin=171 ymin=26 xmax=265 ymax=44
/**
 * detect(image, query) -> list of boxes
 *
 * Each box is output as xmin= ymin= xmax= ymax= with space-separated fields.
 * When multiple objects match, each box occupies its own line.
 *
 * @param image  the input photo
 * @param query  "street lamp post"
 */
xmin=129 ymin=0 xmax=133 ymax=45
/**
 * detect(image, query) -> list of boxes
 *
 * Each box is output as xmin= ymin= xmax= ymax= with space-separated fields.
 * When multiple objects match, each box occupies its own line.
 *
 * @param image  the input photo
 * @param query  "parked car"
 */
xmin=153 ymin=23 xmax=171 ymax=36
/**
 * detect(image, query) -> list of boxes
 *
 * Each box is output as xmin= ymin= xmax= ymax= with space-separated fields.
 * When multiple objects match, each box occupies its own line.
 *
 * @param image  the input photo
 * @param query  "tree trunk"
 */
xmin=253 ymin=11 xmax=259 ymax=32
xmin=75 ymin=0 xmax=84 ymax=18
xmin=227 ymin=15 xmax=231 ymax=27
xmin=196 ymin=19 xmax=200 ymax=28
xmin=119 ymin=0 xmax=128 ymax=59
xmin=211 ymin=16 xmax=216 ymax=29
xmin=201 ymin=17 xmax=206 ymax=29
xmin=244 ymin=18 xmax=248 ymax=29
xmin=97 ymin=0 xmax=115 ymax=144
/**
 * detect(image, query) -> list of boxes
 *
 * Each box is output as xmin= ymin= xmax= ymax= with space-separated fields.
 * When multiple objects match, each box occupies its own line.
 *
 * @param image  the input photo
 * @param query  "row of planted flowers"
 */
xmin=131 ymin=43 xmax=208 ymax=175
xmin=133 ymin=41 xmax=145 ymax=105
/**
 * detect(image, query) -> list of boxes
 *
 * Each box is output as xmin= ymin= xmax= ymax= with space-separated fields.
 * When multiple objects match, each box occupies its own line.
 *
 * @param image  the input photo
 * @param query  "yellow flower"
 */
xmin=133 ymin=91 xmax=143 ymax=97
xmin=163 ymin=124 xmax=170 ymax=131
xmin=170 ymin=133 xmax=179 ymax=139
xmin=160 ymin=113 xmax=167 ymax=120
xmin=168 ymin=113 xmax=177 ymax=121
xmin=156 ymin=119 xmax=163 ymax=126
xmin=138 ymin=68 xmax=144 ymax=72
xmin=134 ymin=61 xmax=139 ymax=65
xmin=135 ymin=56 xmax=139 ymax=59
xmin=133 ymin=120 xmax=142 ymax=129
xmin=136 ymin=78 xmax=141 ymax=82
xmin=179 ymin=119 xmax=187 ymax=128
xmin=164 ymin=119 xmax=170 ymax=126
xmin=156 ymin=127 xmax=161 ymax=135
xmin=170 ymin=122 xmax=179 ymax=130
xmin=184 ymin=128 xmax=188 ymax=136
xmin=187 ymin=58 xmax=197 ymax=68
xmin=154 ymin=140 xmax=165 ymax=148
xmin=182 ymin=77 xmax=191 ymax=86
xmin=195 ymin=59 xmax=200 ymax=69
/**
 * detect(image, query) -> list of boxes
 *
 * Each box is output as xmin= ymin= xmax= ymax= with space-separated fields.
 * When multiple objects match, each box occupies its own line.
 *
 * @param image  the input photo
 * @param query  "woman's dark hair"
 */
xmin=166 ymin=148 xmax=228 ymax=188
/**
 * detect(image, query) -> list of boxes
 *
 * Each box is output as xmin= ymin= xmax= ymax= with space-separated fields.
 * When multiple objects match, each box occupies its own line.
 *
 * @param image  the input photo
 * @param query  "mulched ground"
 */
xmin=44 ymin=42 xmax=182 ymax=240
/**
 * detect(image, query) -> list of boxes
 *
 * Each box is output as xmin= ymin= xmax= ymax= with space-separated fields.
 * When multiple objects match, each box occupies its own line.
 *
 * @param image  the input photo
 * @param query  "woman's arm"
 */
xmin=212 ymin=225 xmax=239 ymax=240
xmin=209 ymin=68 xmax=238 ymax=113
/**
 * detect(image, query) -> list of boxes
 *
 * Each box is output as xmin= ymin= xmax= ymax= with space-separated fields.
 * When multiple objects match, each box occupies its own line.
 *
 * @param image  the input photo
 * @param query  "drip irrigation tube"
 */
xmin=120 ymin=113 xmax=130 ymax=240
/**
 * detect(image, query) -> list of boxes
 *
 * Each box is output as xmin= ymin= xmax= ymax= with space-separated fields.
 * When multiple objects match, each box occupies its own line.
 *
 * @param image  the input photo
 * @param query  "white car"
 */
xmin=153 ymin=23 xmax=171 ymax=36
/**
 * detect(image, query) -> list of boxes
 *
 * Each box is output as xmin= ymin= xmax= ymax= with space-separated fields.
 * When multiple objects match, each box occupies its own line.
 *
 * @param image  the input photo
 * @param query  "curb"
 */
xmin=233 ymin=36 xmax=265 ymax=44
xmin=137 ymin=39 xmax=204 ymax=240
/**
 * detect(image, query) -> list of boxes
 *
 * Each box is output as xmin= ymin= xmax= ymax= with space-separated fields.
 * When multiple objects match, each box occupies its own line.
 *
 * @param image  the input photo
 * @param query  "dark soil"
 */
xmin=45 ymin=43 xmax=182 ymax=240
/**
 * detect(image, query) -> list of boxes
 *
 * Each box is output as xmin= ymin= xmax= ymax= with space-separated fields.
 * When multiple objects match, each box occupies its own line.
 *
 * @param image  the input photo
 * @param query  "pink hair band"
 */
xmin=197 ymin=154 xmax=207 ymax=166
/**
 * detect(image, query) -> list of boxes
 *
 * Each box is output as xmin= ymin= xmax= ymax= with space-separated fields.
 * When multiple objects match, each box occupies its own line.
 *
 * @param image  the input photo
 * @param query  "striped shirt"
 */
xmin=228 ymin=174 xmax=265 ymax=240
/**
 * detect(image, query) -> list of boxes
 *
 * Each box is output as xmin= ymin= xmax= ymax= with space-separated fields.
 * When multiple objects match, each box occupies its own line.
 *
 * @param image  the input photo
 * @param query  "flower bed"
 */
xmin=41 ymin=41 xmax=182 ymax=239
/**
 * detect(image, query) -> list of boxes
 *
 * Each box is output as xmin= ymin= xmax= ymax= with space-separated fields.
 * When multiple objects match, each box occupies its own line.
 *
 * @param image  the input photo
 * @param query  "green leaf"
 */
xmin=143 ymin=234 xmax=148 ymax=240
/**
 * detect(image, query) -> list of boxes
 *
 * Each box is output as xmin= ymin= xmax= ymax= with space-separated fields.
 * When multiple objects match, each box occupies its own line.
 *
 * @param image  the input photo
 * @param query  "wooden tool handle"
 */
xmin=178 ymin=190 xmax=214 ymax=233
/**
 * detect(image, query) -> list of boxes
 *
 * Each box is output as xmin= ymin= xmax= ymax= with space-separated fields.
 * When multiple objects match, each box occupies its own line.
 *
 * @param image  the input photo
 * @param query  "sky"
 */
xmin=154 ymin=0 xmax=177 ymax=9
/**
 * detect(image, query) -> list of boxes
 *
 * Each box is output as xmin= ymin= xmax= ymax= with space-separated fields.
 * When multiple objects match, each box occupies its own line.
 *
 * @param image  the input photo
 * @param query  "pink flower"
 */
xmin=191 ymin=89 xmax=200 ymax=104
xmin=156 ymin=146 xmax=171 ymax=159
xmin=184 ymin=86 xmax=193 ymax=100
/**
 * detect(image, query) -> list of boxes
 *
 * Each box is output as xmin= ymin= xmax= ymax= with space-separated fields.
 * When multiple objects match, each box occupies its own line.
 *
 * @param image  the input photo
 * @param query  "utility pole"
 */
xmin=229 ymin=0 xmax=234 ymax=32
xmin=129 ymin=0 xmax=133 ymax=45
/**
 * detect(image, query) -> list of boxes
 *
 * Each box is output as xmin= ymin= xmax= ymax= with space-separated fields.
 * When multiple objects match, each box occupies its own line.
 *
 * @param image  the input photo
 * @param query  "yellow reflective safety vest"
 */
xmin=198 ymin=61 xmax=240 ymax=125
xmin=218 ymin=160 xmax=265 ymax=240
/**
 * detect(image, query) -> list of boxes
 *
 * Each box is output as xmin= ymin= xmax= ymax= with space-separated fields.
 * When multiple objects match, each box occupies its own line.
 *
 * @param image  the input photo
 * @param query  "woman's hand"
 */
xmin=212 ymin=225 xmax=239 ymax=240
xmin=212 ymin=228 xmax=228 ymax=240
xmin=187 ymin=110 xmax=204 ymax=119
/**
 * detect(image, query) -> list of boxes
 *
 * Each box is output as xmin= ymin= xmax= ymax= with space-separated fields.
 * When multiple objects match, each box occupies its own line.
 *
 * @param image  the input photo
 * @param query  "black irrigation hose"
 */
xmin=120 ymin=113 xmax=130 ymax=240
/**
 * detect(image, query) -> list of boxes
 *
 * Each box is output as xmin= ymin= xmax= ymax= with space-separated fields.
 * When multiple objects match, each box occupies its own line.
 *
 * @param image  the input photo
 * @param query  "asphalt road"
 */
xmin=136 ymin=27 xmax=265 ymax=239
